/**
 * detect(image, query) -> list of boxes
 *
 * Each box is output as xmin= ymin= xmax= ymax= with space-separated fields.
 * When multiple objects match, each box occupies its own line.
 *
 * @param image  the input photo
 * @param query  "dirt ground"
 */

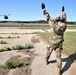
xmin=0 ymin=28 xmax=76 ymax=75
xmin=0 ymin=32 xmax=36 ymax=75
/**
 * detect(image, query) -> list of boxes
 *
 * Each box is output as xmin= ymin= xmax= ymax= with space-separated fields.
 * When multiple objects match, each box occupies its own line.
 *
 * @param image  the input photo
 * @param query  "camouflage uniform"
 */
xmin=42 ymin=4 xmax=67 ymax=69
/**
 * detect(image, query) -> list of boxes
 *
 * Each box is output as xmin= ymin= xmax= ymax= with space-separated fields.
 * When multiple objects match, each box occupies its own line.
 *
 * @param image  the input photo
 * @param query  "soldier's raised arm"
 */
xmin=61 ymin=6 xmax=67 ymax=22
xmin=41 ymin=3 xmax=53 ymax=25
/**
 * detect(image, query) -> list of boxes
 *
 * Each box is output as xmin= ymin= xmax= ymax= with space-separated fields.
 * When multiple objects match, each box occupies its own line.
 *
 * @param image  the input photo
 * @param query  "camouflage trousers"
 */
xmin=46 ymin=43 xmax=63 ymax=68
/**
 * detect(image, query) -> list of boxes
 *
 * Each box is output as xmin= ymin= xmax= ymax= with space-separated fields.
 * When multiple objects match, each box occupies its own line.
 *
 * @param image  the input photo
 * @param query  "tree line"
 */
xmin=0 ymin=20 xmax=76 ymax=25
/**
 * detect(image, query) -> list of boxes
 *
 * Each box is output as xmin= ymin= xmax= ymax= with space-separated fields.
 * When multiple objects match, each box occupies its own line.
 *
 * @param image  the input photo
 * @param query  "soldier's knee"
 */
xmin=57 ymin=58 xmax=62 ymax=68
xmin=46 ymin=46 xmax=53 ymax=59
xmin=56 ymin=53 xmax=61 ymax=59
xmin=56 ymin=52 xmax=61 ymax=59
xmin=55 ymin=48 xmax=62 ymax=58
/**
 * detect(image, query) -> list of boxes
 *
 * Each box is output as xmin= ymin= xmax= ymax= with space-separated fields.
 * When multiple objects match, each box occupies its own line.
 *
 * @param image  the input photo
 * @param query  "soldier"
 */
xmin=41 ymin=3 xmax=67 ymax=75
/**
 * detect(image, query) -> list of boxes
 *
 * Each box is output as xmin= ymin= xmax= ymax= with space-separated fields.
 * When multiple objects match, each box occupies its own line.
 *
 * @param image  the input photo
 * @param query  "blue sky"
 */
xmin=0 ymin=0 xmax=76 ymax=21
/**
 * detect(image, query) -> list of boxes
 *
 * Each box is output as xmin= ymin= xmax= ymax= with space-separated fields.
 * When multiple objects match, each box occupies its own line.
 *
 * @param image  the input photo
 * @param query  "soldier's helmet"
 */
xmin=55 ymin=14 xmax=61 ymax=21
xmin=55 ymin=13 xmax=66 ymax=22
xmin=55 ymin=6 xmax=67 ymax=22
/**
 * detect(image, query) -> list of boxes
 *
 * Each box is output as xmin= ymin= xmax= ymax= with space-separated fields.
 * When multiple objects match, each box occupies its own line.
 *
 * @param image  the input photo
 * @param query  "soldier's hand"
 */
xmin=41 ymin=3 xmax=45 ymax=9
xmin=62 ymin=6 xmax=64 ymax=12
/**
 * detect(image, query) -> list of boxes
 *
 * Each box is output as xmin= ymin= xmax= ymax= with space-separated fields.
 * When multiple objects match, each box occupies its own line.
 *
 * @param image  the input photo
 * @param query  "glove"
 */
xmin=41 ymin=3 xmax=45 ymax=9
xmin=62 ymin=6 xmax=64 ymax=12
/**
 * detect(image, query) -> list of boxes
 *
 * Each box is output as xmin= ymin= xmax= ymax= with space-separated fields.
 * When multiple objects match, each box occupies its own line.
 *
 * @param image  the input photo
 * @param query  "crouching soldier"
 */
xmin=41 ymin=3 xmax=67 ymax=75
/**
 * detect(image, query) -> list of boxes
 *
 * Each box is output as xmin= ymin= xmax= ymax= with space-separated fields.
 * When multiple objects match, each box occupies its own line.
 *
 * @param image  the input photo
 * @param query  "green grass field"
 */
xmin=38 ymin=32 xmax=76 ymax=62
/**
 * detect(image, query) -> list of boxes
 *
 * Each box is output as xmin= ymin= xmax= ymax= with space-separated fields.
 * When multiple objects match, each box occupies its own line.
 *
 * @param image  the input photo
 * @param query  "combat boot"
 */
xmin=57 ymin=67 xmax=61 ymax=75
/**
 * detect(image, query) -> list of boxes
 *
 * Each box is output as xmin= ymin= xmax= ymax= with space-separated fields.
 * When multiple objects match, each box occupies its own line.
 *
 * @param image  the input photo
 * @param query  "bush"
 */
xmin=5 ymin=61 xmax=13 ymax=69
xmin=0 ymin=44 xmax=34 ymax=52
xmin=0 ymin=36 xmax=2 ymax=39
xmin=17 ymin=36 xmax=20 ymax=38
xmin=12 ymin=60 xmax=20 ymax=68
xmin=0 ymin=65 xmax=6 ymax=69
xmin=0 ymin=48 xmax=5 ymax=52
xmin=4 ymin=60 xmax=20 ymax=69
xmin=0 ymin=47 xmax=11 ymax=52
xmin=7 ymin=36 xmax=11 ymax=38
xmin=5 ymin=47 xmax=11 ymax=51
xmin=7 ymin=36 xmax=15 ymax=39
xmin=0 ymin=40 xmax=7 ymax=44
xmin=12 ymin=45 xmax=24 ymax=50
xmin=24 ymin=44 xmax=33 ymax=49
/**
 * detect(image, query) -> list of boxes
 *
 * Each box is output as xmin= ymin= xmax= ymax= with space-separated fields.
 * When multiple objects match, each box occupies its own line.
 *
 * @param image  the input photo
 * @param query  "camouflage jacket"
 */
xmin=42 ymin=8 xmax=67 ymax=44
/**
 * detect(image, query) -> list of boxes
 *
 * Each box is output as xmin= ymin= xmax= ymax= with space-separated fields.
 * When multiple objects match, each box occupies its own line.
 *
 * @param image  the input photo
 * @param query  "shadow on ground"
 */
xmin=49 ymin=53 xmax=76 ymax=74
